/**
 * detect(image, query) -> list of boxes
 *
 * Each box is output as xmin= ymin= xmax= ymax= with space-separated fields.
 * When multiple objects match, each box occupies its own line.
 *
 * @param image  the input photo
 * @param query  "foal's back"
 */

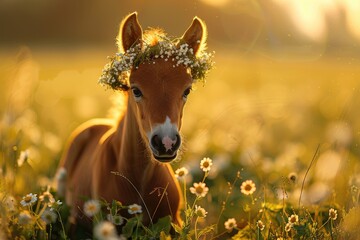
xmin=59 ymin=119 xmax=113 ymax=204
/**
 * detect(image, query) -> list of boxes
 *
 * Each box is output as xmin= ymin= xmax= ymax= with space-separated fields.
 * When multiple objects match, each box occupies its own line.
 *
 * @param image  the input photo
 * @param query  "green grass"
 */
xmin=1 ymin=47 xmax=360 ymax=239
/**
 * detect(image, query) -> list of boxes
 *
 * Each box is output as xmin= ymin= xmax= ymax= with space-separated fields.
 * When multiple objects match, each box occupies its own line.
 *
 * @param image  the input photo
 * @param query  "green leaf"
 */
xmin=151 ymin=215 xmax=172 ymax=235
xmin=122 ymin=217 xmax=139 ymax=238
xmin=109 ymin=200 xmax=123 ymax=215
xmin=293 ymin=223 xmax=310 ymax=238
xmin=262 ymin=202 xmax=284 ymax=213
xmin=111 ymin=200 xmax=117 ymax=216
xmin=171 ymin=222 xmax=183 ymax=234
xmin=185 ymin=205 xmax=193 ymax=219
xmin=232 ymin=225 xmax=256 ymax=240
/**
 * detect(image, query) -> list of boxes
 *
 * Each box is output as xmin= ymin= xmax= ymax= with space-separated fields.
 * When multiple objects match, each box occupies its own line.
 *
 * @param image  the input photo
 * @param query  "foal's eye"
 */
xmin=131 ymin=87 xmax=143 ymax=101
xmin=183 ymin=87 xmax=191 ymax=100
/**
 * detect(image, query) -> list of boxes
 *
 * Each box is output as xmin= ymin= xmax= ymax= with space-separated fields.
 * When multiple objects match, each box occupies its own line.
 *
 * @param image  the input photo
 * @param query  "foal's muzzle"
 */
xmin=148 ymin=116 xmax=181 ymax=162
xmin=150 ymin=133 xmax=181 ymax=162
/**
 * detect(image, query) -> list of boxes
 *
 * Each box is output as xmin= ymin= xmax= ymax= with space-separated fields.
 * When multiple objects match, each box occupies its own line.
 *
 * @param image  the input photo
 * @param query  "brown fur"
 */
xmin=57 ymin=12 xmax=207 ymax=233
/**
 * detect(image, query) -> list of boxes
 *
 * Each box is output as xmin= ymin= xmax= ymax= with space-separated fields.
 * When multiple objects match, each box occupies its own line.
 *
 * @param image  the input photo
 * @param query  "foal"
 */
xmin=57 ymin=12 xmax=213 ymax=231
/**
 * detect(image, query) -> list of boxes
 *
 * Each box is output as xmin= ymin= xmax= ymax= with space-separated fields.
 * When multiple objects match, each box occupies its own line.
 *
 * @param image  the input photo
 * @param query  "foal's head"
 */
xmin=100 ymin=12 xmax=213 ymax=162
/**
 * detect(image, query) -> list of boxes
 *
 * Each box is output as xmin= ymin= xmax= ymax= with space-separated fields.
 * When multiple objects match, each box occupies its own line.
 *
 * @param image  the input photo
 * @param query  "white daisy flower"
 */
xmin=18 ymin=211 xmax=33 ymax=225
xmin=41 ymin=209 xmax=58 ymax=224
xmin=39 ymin=191 xmax=55 ymax=205
xmin=285 ymin=222 xmax=292 ymax=232
xmin=94 ymin=221 xmax=118 ymax=240
xmin=200 ymin=157 xmax=213 ymax=172
xmin=49 ymin=199 xmax=62 ymax=209
xmin=194 ymin=205 xmax=207 ymax=218
xmin=288 ymin=214 xmax=299 ymax=225
xmin=329 ymin=208 xmax=338 ymax=220
xmin=190 ymin=182 xmax=209 ymax=198
xmin=175 ymin=167 xmax=189 ymax=179
xmin=84 ymin=199 xmax=101 ymax=217
xmin=20 ymin=193 xmax=37 ymax=207
xmin=128 ymin=203 xmax=142 ymax=214
xmin=240 ymin=180 xmax=256 ymax=195
xmin=224 ymin=218 xmax=237 ymax=231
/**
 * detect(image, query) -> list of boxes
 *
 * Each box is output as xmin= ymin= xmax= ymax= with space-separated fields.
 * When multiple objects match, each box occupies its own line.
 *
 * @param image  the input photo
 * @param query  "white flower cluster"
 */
xmin=98 ymin=37 xmax=215 ymax=91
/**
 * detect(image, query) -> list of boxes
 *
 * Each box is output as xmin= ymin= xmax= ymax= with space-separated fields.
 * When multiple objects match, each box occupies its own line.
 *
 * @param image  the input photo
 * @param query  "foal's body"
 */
xmin=57 ymin=12 xmax=209 ymax=232
xmin=62 ymin=62 xmax=183 ymax=226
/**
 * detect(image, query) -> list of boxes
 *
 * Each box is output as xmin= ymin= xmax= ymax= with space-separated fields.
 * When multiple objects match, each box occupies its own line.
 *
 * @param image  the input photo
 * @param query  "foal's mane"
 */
xmin=143 ymin=28 xmax=168 ymax=47
xmin=108 ymin=91 xmax=128 ymax=122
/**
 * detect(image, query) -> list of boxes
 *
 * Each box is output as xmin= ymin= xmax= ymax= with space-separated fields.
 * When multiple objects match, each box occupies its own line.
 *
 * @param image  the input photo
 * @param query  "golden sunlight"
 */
xmin=341 ymin=0 xmax=360 ymax=40
xmin=199 ymin=0 xmax=231 ymax=7
xmin=271 ymin=0 xmax=337 ymax=42
xmin=2 ymin=2 xmax=360 ymax=239
xmin=272 ymin=0 xmax=360 ymax=42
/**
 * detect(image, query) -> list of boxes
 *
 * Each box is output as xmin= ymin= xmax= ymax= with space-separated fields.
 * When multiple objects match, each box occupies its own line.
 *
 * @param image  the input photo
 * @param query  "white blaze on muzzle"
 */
xmin=148 ymin=116 xmax=180 ymax=159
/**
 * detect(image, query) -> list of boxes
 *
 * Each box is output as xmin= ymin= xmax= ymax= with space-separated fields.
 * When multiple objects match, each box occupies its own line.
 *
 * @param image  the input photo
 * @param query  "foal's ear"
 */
xmin=117 ymin=12 xmax=143 ymax=52
xmin=181 ymin=17 xmax=207 ymax=55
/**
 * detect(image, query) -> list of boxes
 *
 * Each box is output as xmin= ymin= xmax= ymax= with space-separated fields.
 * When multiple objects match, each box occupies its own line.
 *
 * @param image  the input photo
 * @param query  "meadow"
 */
xmin=1 ymin=47 xmax=360 ymax=239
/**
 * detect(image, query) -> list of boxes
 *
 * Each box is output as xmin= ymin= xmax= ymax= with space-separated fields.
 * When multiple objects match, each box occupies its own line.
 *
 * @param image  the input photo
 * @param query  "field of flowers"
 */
xmin=1 ymin=47 xmax=360 ymax=239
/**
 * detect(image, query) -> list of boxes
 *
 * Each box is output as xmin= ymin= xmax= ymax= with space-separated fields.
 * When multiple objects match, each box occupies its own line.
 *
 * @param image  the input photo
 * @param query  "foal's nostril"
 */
xmin=151 ymin=135 xmax=162 ymax=151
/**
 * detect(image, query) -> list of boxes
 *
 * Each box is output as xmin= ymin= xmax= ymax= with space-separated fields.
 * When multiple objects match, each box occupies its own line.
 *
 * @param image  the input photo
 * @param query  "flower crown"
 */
xmin=98 ymin=34 xmax=215 ymax=91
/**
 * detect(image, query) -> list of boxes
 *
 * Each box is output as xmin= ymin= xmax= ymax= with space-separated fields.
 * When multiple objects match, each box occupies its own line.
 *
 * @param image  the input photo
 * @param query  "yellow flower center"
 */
xmin=24 ymin=196 xmax=32 ymax=203
xmin=102 ymin=228 xmax=111 ymax=237
xmin=196 ymin=186 xmax=204 ymax=194
xmin=178 ymin=171 xmax=184 ymax=177
xmin=203 ymin=162 xmax=209 ymax=168
xmin=88 ymin=205 xmax=96 ymax=212
xmin=244 ymin=184 xmax=252 ymax=192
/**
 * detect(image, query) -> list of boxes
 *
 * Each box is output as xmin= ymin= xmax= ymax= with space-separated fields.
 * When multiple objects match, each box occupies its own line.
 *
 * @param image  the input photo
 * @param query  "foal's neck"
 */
xmin=113 ymin=99 xmax=156 ymax=187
